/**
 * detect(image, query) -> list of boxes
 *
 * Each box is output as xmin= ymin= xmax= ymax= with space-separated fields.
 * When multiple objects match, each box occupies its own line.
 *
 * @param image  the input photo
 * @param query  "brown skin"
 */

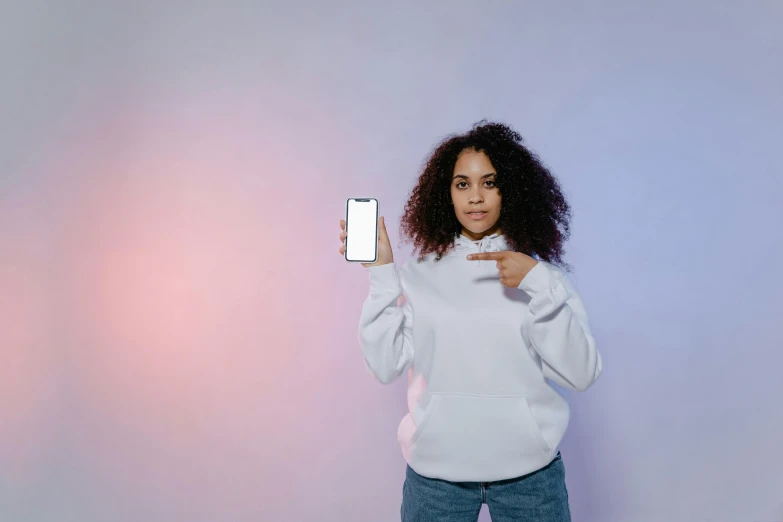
xmin=468 ymin=250 xmax=539 ymax=288
xmin=450 ymin=148 xmax=503 ymax=241
xmin=338 ymin=148 xmax=538 ymax=285
xmin=452 ymin=148 xmax=539 ymax=287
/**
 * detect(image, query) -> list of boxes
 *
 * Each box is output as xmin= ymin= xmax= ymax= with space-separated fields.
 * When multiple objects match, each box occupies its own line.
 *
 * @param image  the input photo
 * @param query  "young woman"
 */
xmin=338 ymin=121 xmax=602 ymax=522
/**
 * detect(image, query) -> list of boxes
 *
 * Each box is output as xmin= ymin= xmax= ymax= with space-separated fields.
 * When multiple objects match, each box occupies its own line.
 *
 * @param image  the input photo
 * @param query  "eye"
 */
xmin=456 ymin=180 xmax=496 ymax=189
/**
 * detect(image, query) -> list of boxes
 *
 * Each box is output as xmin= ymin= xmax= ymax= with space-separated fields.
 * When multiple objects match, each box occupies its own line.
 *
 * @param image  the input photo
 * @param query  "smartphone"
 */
xmin=344 ymin=198 xmax=379 ymax=263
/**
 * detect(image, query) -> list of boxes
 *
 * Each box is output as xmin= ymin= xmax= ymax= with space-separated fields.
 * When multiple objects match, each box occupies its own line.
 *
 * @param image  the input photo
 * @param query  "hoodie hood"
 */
xmin=449 ymin=232 xmax=510 ymax=266
xmin=448 ymin=233 xmax=540 ymax=266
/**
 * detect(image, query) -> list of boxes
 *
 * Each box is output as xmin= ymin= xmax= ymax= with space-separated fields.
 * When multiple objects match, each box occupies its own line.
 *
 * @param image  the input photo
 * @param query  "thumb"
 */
xmin=378 ymin=216 xmax=389 ymax=240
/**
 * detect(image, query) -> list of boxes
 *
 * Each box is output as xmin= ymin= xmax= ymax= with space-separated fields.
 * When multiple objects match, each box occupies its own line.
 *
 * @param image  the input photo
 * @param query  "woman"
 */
xmin=338 ymin=121 xmax=602 ymax=522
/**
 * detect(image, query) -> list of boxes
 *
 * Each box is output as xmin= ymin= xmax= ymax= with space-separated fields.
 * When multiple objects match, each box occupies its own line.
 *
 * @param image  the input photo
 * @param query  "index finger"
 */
xmin=467 ymin=252 xmax=506 ymax=261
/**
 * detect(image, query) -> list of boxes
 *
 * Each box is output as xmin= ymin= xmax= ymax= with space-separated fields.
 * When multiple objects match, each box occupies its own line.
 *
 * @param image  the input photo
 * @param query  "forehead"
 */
xmin=453 ymin=150 xmax=496 ymax=178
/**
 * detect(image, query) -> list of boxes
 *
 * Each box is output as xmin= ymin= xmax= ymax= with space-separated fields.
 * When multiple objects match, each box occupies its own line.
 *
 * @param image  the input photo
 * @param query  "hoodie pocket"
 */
xmin=409 ymin=394 xmax=441 ymax=446
xmin=409 ymin=393 xmax=552 ymax=473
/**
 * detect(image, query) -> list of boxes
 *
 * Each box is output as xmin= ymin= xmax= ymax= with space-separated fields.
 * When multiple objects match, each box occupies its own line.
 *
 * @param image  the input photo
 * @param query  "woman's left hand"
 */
xmin=467 ymin=251 xmax=539 ymax=288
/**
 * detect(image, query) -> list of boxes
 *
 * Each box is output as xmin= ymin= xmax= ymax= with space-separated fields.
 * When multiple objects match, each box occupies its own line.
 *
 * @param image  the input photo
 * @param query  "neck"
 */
xmin=460 ymin=226 xmax=502 ymax=242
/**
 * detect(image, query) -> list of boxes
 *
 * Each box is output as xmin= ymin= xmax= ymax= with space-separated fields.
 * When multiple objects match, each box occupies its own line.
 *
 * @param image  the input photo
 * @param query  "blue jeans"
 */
xmin=401 ymin=451 xmax=570 ymax=522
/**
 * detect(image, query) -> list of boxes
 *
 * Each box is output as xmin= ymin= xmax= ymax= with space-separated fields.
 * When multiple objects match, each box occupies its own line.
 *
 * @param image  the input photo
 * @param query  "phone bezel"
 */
xmin=344 ymin=197 xmax=379 ymax=263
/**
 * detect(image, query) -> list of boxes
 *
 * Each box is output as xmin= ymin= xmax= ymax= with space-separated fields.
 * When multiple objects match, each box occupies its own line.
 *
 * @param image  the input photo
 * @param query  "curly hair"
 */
xmin=400 ymin=120 xmax=572 ymax=271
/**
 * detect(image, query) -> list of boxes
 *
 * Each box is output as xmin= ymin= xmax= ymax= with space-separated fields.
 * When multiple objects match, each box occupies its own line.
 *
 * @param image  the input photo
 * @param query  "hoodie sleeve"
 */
xmin=518 ymin=262 xmax=602 ymax=392
xmin=357 ymin=262 xmax=414 ymax=385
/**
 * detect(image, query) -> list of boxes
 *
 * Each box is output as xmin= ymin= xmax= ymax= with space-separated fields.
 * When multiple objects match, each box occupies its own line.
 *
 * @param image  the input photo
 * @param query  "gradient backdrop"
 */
xmin=2 ymin=2 xmax=782 ymax=521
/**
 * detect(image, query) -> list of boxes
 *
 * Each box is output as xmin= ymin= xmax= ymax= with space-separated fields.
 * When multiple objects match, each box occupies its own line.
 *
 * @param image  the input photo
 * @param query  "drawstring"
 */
xmin=473 ymin=234 xmax=502 ymax=266
xmin=455 ymin=233 xmax=538 ymax=265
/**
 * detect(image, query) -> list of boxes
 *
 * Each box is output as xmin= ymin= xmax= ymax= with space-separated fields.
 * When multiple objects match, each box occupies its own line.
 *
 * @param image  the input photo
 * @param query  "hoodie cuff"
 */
xmin=367 ymin=262 xmax=402 ymax=295
xmin=517 ymin=262 xmax=552 ymax=294
xmin=518 ymin=262 xmax=570 ymax=315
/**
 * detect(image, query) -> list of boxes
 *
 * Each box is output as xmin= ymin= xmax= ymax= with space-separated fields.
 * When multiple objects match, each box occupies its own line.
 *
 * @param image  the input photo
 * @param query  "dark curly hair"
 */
xmin=400 ymin=120 xmax=572 ymax=271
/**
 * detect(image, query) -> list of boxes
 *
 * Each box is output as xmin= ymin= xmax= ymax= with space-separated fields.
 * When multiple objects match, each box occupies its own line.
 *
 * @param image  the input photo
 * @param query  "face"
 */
xmin=450 ymin=148 xmax=502 ymax=241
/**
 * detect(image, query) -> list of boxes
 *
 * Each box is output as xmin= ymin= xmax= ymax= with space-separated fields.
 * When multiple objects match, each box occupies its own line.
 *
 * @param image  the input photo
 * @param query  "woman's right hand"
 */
xmin=339 ymin=215 xmax=394 ymax=268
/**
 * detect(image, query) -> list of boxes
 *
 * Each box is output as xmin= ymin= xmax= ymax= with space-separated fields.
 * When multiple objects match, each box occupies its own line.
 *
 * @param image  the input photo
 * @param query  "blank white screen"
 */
xmin=346 ymin=199 xmax=377 ymax=262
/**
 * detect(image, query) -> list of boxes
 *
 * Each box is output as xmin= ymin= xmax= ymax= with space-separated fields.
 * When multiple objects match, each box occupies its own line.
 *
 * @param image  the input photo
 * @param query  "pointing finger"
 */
xmin=467 ymin=251 xmax=506 ymax=261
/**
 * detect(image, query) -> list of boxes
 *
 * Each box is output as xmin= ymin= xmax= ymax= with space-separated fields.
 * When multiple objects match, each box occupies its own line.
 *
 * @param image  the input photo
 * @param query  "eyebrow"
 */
xmin=452 ymin=173 xmax=496 ymax=180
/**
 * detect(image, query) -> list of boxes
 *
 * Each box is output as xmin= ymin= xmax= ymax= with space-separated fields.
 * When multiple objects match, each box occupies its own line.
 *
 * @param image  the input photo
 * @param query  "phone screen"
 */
xmin=345 ymin=198 xmax=378 ymax=263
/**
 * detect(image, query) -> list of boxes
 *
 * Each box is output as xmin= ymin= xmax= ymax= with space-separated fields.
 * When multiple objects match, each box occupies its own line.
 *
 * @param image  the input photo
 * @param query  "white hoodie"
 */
xmin=358 ymin=232 xmax=602 ymax=482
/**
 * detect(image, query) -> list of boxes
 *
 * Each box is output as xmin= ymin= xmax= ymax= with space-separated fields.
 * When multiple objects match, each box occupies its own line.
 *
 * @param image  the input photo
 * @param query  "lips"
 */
xmin=467 ymin=211 xmax=487 ymax=220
